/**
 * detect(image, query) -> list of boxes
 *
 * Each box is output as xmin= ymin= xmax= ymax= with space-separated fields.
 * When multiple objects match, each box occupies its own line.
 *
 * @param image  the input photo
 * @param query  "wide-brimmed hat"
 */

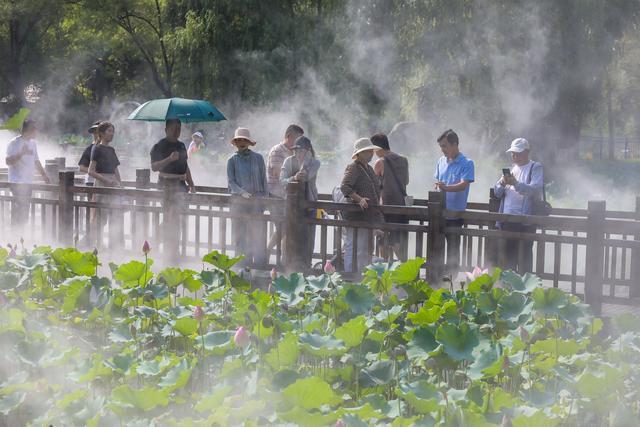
xmin=506 ymin=138 xmax=530 ymax=153
xmin=351 ymin=138 xmax=377 ymax=159
xmin=230 ymin=127 xmax=256 ymax=145
xmin=292 ymin=135 xmax=312 ymax=151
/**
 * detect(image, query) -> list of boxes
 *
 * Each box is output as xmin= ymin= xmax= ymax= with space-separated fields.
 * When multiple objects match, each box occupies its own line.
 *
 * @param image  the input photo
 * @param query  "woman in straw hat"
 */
xmin=227 ymin=127 xmax=268 ymax=266
xmin=339 ymin=138 xmax=384 ymax=273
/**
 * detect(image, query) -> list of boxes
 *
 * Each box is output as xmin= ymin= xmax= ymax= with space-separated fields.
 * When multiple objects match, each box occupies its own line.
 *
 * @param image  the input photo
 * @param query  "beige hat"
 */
xmin=351 ymin=138 xmax=377 ymax=159
xmin=230 ymin=127 xmax=256 ymax=145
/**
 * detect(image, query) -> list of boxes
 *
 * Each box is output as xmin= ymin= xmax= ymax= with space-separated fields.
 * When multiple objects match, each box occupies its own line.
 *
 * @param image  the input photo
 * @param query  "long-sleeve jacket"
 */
xmin=493 ymin=161 xmax=544 ymax=215
xmin=280 ymin=154 xmax=321 ymax=201
xmin=227 ymin=149 xmax=268 ymax=196
xmin=340 ymin=160 xmax=384 ymax=223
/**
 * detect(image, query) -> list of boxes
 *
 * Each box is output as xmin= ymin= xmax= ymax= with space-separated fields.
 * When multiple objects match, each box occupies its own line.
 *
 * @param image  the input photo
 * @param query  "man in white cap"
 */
xmin=340 ymin=137 xmax=384 ymax=273
xmin=493 ymin=137 xmax=544 ymax=273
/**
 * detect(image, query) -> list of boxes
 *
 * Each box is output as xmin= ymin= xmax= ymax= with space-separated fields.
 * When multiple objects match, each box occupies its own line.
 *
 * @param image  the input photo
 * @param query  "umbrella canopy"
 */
xmin=127 ymin=98 xmax=226 ymax=123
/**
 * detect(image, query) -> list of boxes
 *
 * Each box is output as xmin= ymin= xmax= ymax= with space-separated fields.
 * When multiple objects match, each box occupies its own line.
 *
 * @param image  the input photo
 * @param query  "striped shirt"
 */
xmin=267 ymin=142 xmax=292 ymax=198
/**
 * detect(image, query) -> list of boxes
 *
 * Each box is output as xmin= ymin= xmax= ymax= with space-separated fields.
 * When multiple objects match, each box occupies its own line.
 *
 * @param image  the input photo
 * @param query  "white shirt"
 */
xmin=503 ymin=161 xmax=534 ymax=215
xmin=6 ymin=136 xmax=39 ymax=184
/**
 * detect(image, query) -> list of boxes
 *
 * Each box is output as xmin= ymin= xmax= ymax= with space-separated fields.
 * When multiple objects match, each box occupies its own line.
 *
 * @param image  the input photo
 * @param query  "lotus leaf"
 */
xmin=299 ymin=332 xmax=346 ymax=356
xmin=266 ymin=333 xmax=299 ymax=368
xmin=436 ymin=322 xmax=479 ymax=361
xmin=406 ymin=326 xmax=439 ymax=360
xmin=202 ymin=250 xmax=243 ymax=270
xmin=532 ymin=287 xmax=568 ymax=315
xmin=109 ymin=385 xmax=169 ymax=411
xmin=282 ymin=376 xmax=340 ymax=409
xmin=335 ymin=315 xmax=368 ymax=348
xmin=159 ymin=358 xmax=194 ymax=392
xmin=273 ymin=272 xmax=306 ymax=305
xmin=173 ymin=317 xmax=198 ymax=336
xmin=114 ymin=260 xmax=153 ymax=288
xmin=391 ymin=258 xmax=425 ymax=284
xmin=359 ymin=359 xmax=395 ymax=388
xmin=342 ymin=283 xmax=377 ymax=315
xmin=397 ymin=380 xmax=442 ymax=414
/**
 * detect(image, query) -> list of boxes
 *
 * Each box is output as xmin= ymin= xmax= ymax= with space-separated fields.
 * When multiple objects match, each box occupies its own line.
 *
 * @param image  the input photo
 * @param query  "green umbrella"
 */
xmin=127 ymin=97 xmax=226 ymax=123
xmin=0 ymin=108 xmax=30 ymax=130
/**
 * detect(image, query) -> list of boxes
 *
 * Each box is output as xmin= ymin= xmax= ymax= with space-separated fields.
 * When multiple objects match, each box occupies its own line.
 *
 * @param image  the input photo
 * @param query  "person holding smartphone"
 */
xmin=494 ymin=138 xmax=544 ymax=274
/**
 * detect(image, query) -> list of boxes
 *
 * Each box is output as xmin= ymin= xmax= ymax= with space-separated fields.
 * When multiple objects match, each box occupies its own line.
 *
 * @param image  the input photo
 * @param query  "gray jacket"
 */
xmin=280 ymin=154 xmax=320 ymax=201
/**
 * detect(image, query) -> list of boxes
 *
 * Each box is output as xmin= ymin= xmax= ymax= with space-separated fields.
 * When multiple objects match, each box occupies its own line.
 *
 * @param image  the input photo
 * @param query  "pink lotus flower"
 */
xmin=270 ymin=267 xmax=278 ymax=281
xmin=335 ymin=420 xmax=346 ymax=427
xmin=234 ymin=326 xmax=250 ymax=348
xmin=193 ymin=306 xmax=204 ymax=322
xmin=8 ymin=247 xmax=16 ymax=257
xmin=465 ymin=266 xmax=489 ymax=282
xmin=142 ymin=240 xmax=151 ymax=254
xmin=324 ymin=260 xmax=336 ymax=274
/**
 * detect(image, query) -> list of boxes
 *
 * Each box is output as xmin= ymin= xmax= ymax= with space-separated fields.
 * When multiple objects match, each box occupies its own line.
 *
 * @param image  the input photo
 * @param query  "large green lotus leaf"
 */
xmin=136 ymin=356 xmax=174 ymax=376
xmin=374 ymin=305 xmax=403 ymax=324
xmin=299 ymin=332 xmax=346 ymax=356
xmin=302 ymin=313 xmax=325 ymax=332
xmin=558 ymin=302 xmax=589 ymax=325
xmin=282 ymin=376 xmax=341 ymax=410
xmin=158 ymin=267 xmax=188 ymax=288
xmin=397 ymin=380 xmax=443 ymax=414
xmin=362 ymin=394 xmax=406 ymax=418
xmin=69 ymin=354 xmax=112 ymax=383
xmin=391 ymin=258 xmax=425 ymax=284
xmin=575 ymin=366 xmax=623 ymax=398
xmin=0 ymin=271 xmax=20 ymax=290
xmin=491 ymin=388 xmax=517 ymax=412
xmin=532 ymin=288 xmax=568 ymax=315
xmin=159 ymin=358 xmax=194 ymax=392
xmin=468 ymin=345 xmax=501 ymax=380
xmin=0 ymin=307 xmax=25 ymax=334
xmin=467 ymin=274 xmax=494 ymax=294
xmin=338 ymin=403 xmax=383 ymax=422
xmin=0 ymin=392 xmax=26 ymax=416
xmin=339 ymin=414 xmax=370 ymax=427
xmin=107 ymin=326 xmax=134 ymax=343
xmin=109 ymin=385 xmax=169 ymax=412
xmin=194 ymin=385 xmax=233 ymax=413
xmin=201 ymin=331 xmax=234 ymax=354
xmin=306 ymin=274 xmax=330 ymax=290
xmin=342 ymin=283 xmax=377 ymax=315
xmin=358 ymin=360 xmax=395 ymax=388
xmin=0 ymin=247 xmax=8 ymax=266
xmin=530 ymin=337 xmax=586 ymax=357
xmin=477 ymin=288 xmax=505 ymax=315
xmin=363 ymin=267 xmax=393 ymax=296
xmin=56 ymin=389 xmax=89 ymax=410
xmin=407 ymin=305 xmax=443 ymax=326
xmin=173 ymin=317 xmax=198 ymax=336
xmin=103 ymin=353 xmax=135 ymax=374
xmin=335 ymin=315 xmax=367 ymax=348
xmin=497 ymin=292 xmax=531 ymax=321
xmin=114 ymin=260 xmax=153 ymax=288
xmin=266 ymin=333 xmax=299 ymax=369
xmin=7 ymin=253 xmax=48 ymax=271
xmin=407 ymin=326 xmax=439 ymax=361
xmin=511 ymin=408 xmax=560 ymax=427
xmin=52 ymin=248 xmax=98 ymax=276
xmin=59 ymin=277 xmax=91 ymax=314
xmin=202 ymin=250 xmax=243 ymax=270
xmin=436 ymin=322 xmax=479 ymax=361
xmin=500 ymin=270 xmax=542 ymax=293
xmin=273 ymin=272 xmax=306 ymax=305
xmin=279 ymin=406 xmax=340 ymax=427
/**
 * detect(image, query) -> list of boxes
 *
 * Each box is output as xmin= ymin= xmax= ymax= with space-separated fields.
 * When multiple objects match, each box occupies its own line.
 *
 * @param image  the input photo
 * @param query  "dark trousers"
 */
xmin=10 ymin=184 xmax=32 ymax=227
xmin=445 ymin=219 xmax=464 ymax=273
xmin=500 ymin=222 xmax=535 ymax=274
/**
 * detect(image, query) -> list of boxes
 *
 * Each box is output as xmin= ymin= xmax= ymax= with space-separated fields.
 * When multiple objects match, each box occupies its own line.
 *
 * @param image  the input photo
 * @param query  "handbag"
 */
xmin=527 ymin=162 xmax=552 ymax=216
xmin=383 ymin=157 xmax=412 ymax=206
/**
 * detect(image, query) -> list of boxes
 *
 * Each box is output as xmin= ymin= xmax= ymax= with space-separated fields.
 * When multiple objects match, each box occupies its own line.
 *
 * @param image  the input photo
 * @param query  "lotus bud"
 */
xmin=193 ymin=306 xmax=204 ymax=322
xmin=518 ymin=326 xmax=530 ymax=343
xmin=502 ymin=355 xmax=510 ymax=370
xmin=270 ymin=267 xmax=278 ymax=281
xmin=261 ymin=315 xmax=274 ymax=328
xmin=324 ymin=260 xmax=336 ymax=274
xmin=9 ymin=247 xmax=16 ymax=257
xmin=142 ymin=240 xmax=151 ymax=254
xmin=93 ymin=247 xmax=98 ymax=256
xmin=130 ymin=324 xmax=137 ymax=338
xmin=20 ymin=237 xmax=24 ymax=246
xmin=234 ymin=326 xmax=250 ymax=348
xmin=335 ymin=420 xmax=346 ymax=427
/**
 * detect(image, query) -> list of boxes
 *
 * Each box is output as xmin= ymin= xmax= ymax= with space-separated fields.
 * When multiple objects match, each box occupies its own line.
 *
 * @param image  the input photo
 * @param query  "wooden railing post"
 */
xmin=631 ymin=197 xmax=640 ymax=298
xmin=162 ymin=185 xmax=180 ymax=263
xmin=58 ymin=171 xmax=75 ymax=246
xmin=427 ymin=191 xmax=445 ymax=283
xmin=284 ymin=182 xmax=305 ymax=272
xmin=487 ymin=188 xmax=501 ymax=268
xmin=584 ymin=200 xmax=606 ymax=315
xmin=136 ymin=169 xmax=151 ymax=188
xmin=45 ymin=160 xmax=59 ymax=184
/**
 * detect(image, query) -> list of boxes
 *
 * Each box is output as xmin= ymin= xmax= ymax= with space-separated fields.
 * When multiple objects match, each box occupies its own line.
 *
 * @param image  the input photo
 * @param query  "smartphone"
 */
xmin=502 ymin=168 xmax=511 ymax=176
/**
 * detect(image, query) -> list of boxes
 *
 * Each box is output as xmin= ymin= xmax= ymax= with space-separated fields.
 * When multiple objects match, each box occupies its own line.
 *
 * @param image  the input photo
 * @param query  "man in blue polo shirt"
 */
xmin=434 ymin=129 xmax=474 ymax=274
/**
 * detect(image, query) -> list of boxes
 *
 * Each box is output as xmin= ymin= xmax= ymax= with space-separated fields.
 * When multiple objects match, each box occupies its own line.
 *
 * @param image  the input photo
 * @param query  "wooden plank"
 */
xmin=320 ymin=225 xmax=327 ymax=266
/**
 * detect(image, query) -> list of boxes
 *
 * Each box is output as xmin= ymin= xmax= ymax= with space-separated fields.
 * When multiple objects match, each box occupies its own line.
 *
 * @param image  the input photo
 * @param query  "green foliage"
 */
xmin=0 ymin=248 xmax=639 ymax=426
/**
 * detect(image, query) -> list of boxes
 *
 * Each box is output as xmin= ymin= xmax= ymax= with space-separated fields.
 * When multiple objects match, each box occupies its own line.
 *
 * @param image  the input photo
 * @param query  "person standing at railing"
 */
xmin=340 ymin=138 xmax=384 ymax=273
xmin=280 ymin=136 xmax=320 ymax=267
xmin=5 ymin=119 xmax=50 ymax=229
xmin=434 ymin=129 xmax=475 ymax=275
xmin=493 ymin=138 xmax=543 ymax=274
xmin=267 ymin=124 xmax=304 ymax=252
xmin=187 ymin=131 xmax=205 ymax=159
xmin=371 ymin=133 xmax=409 ymax=262
xmin=77 ymin=121 xmax=101 ymax=245
xmin=227 ymin=127 xmax=268 ymax=267
xmin=150 ymin=119 xmax=196 ymax=193
xmin=88 ymin=121 xmax=124 ymax=245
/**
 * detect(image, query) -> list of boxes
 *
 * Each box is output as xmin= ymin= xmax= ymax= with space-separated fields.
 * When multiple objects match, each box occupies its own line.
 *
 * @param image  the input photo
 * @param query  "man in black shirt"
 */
xmin=150 ymin=119 xmax=196 ymax=192
xmin=78 ymin=121 xmax=101 ymax=186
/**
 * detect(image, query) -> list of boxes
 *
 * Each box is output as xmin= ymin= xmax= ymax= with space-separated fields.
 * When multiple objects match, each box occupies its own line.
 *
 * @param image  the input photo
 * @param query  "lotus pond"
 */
xmin=0 ymin=245 xmax=639 ymax=426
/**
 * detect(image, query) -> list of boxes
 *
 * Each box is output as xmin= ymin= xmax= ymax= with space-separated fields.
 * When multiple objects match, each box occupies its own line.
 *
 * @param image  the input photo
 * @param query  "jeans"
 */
xmin=343 ymin=227 xmax=372 ymax=273
xmin=10 ymin=184 xmax=32 ymax=227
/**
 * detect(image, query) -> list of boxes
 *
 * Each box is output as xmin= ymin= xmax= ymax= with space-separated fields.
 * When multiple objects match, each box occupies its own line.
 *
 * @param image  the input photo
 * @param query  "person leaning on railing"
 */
xmin=493 ymin=138 xmax=543 ymax=274
xmin=150 ymin=119 xmax=196 ymax=193
xmin=4 ymin=119 xmax=50 ymax=229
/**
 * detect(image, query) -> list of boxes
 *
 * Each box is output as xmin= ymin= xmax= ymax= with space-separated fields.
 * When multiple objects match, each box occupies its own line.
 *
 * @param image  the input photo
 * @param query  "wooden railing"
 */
xmin=1 ymin=168 xmax=640 ymax=314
